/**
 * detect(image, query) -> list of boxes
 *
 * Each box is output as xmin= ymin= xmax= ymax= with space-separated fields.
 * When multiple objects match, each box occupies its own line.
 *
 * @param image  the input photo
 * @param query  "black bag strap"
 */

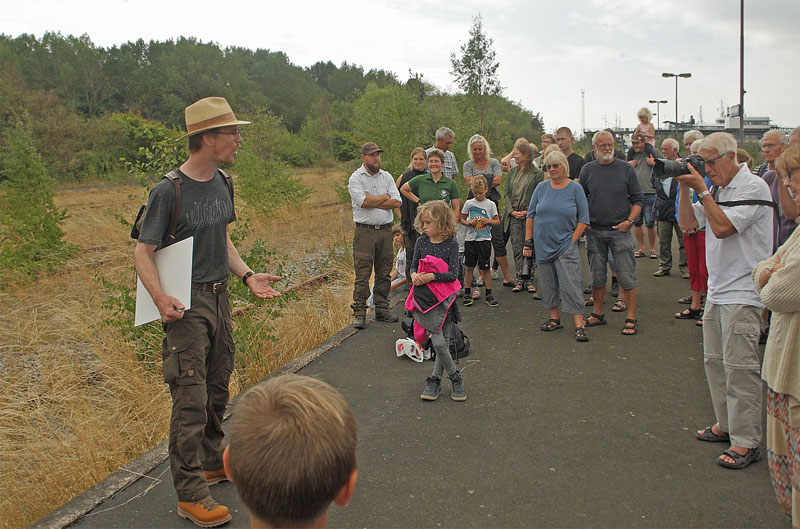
xmin=709 ymin=185 xmax=777 ymax=213
xmin=162 ymin=169 xmax=234 ymax=246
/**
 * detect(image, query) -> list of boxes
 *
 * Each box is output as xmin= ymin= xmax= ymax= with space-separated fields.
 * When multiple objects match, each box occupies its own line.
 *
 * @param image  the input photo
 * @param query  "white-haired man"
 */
xmin=683 ymin=130 xmax=704 ymax=157
xmin=678 ymin=132 xmax=773 ymax=470
xmin=652 ymin=138 xmax=688 ymax=278
xmin=427 ymin=127 xmax=459 ymax=179
xmin=755 ymin=130 xmax=787 ymax=177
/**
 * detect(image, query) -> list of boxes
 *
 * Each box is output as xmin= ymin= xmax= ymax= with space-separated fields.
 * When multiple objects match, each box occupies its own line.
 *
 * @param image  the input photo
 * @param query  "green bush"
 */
xmin=0 ymin=116 xmax=77 ymax=284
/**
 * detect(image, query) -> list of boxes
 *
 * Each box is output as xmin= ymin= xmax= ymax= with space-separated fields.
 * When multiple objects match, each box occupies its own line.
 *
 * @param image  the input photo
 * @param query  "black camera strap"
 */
xmin=709 ymin=186 xmax=778 ymax=213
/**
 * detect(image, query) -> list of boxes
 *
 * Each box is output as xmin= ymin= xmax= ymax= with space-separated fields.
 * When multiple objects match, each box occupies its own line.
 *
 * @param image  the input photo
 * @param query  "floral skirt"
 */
xmin=767 ymin=387 xmax=800 ymax=526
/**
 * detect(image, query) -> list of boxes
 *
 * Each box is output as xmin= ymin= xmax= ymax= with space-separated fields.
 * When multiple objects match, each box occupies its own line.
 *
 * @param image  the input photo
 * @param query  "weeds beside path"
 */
xmin=0 ymin=168 xmax=356 ymax=529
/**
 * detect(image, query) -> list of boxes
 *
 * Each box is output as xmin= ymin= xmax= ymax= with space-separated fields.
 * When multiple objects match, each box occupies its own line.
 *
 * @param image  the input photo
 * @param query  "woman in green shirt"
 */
xmin=400 ymin=149 xmax=461 ymax=223
xmin=504 ymin=142 xmax=544 ymax=292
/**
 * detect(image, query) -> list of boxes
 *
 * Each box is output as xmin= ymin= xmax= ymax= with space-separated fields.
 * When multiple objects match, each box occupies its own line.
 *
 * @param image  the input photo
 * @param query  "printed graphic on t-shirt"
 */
xmin=440 ymin=189 xmax=448 ymax=201
xmin=467 ymin=205 xmax=492 ymax=238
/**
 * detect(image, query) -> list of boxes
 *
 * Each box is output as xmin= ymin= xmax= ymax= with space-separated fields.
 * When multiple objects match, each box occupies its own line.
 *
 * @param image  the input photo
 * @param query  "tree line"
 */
xmin=0 ymin=30 xmax=544 ymax=182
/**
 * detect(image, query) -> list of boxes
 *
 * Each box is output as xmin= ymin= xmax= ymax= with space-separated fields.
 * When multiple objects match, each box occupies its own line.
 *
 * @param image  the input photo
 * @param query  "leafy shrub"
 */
xmin=0 ymin=116 xmax=77 ymax=284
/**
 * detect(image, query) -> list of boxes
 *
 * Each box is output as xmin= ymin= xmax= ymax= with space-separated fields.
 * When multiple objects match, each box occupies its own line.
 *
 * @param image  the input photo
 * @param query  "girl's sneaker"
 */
xmin=485 ymin=295 xmax=498 ymax=307
xmin=463 ymin=295 xmax=474 ymax=306
xmin=421 ymin=376 xmax=441 ymax=400
xmin=449 ymin=370 xmax=466 ymax=401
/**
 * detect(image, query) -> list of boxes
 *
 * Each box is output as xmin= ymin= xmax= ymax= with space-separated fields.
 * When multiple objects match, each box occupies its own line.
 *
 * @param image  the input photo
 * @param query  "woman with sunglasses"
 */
xmin=524 ymin=150 xmax=590 ymax=341
xmin=753 ymin=143 xmax=800 ymax=523
xmin=504 ymin=142 xmax=544 ymax=293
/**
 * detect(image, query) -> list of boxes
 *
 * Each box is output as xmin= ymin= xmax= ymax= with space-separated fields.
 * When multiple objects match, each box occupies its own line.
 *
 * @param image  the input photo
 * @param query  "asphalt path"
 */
xmin=42 ymin=242 xmax=788 ymax=529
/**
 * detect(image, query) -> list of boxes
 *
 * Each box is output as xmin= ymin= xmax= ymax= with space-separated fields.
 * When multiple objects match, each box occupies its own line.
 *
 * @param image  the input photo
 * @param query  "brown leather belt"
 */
xmin=192 ymin=281 xmax=227 ymax=293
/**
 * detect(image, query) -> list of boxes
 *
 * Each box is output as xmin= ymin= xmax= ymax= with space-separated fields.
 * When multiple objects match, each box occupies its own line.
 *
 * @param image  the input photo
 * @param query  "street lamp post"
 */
xmin=648 ymin=99 xmax=668 ymax=132
xmin=662 ymin=72 xmax=692 ymax=138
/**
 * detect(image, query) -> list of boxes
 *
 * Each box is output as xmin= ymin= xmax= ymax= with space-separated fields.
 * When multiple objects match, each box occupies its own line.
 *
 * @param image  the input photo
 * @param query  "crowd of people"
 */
xmin=133 ymin=95 xmax=800 ymax=528
xmin=347 ymin=120 xmax=800 ymax=526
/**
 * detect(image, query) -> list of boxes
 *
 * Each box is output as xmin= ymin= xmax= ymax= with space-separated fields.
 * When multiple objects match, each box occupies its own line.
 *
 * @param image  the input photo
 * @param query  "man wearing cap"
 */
xmin=134 ymin=96 xmax=281 ymax=527
xmin=348 ymin=142 xmax=402 ymax=329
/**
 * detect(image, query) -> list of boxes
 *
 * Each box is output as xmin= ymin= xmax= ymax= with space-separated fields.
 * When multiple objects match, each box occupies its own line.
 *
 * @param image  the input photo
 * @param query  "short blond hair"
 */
xmin=470 ymin=174 xmax=488 ymax=191
xmin=227 ymin=375 xmax=357 ymax=527
xmin=414 ymin=200 xmax=457 ymax=239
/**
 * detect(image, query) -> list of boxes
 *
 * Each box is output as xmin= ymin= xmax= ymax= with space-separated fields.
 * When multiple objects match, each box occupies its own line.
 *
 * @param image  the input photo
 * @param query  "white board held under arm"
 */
xmin=135 ymin=237 xmax=193 ymax=327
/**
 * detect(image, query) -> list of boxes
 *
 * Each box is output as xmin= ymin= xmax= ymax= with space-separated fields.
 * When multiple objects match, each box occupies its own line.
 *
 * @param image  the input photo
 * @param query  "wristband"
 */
xmin=242 ymin=271 xmax=255 ymax=286
xmin=523 ymin=239 xmax=534 ymax=249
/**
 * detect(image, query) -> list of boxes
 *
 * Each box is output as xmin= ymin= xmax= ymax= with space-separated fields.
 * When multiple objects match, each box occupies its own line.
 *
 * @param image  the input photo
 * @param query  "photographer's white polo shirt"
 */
xmin=692 ymin=163 xmax=772 ymax=308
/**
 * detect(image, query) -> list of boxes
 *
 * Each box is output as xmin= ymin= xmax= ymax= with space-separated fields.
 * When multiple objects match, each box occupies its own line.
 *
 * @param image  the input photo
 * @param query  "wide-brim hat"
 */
xmin=177 ymin=97 xmax=251 ymax=140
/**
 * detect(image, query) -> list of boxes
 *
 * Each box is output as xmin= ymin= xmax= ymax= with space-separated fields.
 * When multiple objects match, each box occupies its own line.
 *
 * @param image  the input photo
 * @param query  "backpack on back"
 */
xmin=130 ymin=169 xmax=234 ymax=246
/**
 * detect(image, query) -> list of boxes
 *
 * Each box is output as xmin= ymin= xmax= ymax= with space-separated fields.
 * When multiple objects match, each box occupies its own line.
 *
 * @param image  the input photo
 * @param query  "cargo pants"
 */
xmin=161 ymin=284 xmax=235 ymax=502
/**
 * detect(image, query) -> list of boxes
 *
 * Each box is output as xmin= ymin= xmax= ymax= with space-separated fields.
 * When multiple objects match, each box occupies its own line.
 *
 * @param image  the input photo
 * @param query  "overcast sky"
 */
xmin=5 ymin=0 xmax=799 ymax=136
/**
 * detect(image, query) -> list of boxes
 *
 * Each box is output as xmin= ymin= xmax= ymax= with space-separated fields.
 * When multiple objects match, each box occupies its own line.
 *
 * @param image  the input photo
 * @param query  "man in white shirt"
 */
xmin=348 ymin=142 xmax=402 ymax=329
xmin=678 ymin=132 xmax=773 ymax=469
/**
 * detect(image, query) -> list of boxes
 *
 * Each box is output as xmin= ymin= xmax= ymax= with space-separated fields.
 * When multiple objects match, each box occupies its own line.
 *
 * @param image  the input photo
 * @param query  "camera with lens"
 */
xmin=652 ymin=154 xmax=706 ymax=179
xmin=521 ymin=239 xmax=535 ymax=280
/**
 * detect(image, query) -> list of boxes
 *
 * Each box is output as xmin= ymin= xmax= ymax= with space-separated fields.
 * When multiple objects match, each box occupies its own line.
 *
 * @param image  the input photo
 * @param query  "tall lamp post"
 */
xmin=649 ymin=99 xmax=668 ymax=132
xmin=662 ymin=72 xmax=692 ymax=138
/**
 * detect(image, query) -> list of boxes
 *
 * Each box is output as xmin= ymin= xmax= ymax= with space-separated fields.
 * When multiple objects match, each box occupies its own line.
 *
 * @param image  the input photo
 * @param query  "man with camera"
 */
xmin=677 ymin=132 xmax=773 ymax=469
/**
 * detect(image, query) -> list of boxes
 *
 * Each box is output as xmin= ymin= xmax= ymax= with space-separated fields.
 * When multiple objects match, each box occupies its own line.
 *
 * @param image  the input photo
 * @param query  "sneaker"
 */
xmin=485 ymin=295 xmax=498 ymax=307
xmin=204 ymin=469 xmax=229 ymax=486
xmin=375 ymin=311 xmax=399 ymax=323
xmin=353 ymin=315 xmax=366 ymax=329
xmin=463 ymin=295 xmax=474 ymax=307
xmin=583 ymin=285 xmax=592 ymax=295
xmin=610 ymin=281 xmax=619 ymax=298
xmin=177 ymin=496 xmax=231 ymax=527
xmin=653 ymin=268 xmax=670 ymax=277
xmin=681 ymin=270 xmax=691 ymax=279
xmin=421 ymin=376 xmax=441 ymax=400
xmin=449 ymin=370 xmax=467 ymax=401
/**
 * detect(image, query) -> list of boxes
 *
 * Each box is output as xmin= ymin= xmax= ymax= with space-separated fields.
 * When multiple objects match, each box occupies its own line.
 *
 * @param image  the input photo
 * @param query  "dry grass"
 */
xmin=0 ymin=168 xmax=356 ymax=529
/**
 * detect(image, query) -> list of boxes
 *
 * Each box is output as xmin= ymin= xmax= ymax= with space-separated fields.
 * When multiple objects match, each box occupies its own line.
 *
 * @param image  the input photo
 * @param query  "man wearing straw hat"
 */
xmin=134 ymin=96 xmax=281 ymax=527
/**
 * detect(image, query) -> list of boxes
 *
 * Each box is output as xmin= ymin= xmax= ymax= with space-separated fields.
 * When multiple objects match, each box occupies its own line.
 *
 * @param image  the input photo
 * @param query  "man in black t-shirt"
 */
xmin=134 ymin=97 xmax=281 ymax=528
xmin=556 ymin=126 xmax=586 ymax=180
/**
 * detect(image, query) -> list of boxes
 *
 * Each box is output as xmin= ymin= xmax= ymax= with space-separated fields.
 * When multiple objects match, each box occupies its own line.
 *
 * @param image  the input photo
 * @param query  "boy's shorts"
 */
xmin=464 ymin=240 xmax=491 ymax=270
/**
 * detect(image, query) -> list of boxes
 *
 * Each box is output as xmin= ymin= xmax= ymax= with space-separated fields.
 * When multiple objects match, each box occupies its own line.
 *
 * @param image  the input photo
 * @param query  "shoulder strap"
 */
xmin=708 ymin=185 xmax=777 ymax=212
xmin=164 ymin=170 xmax=181 ymax=245
xmin=217 ymin=168 xmax=235 ymax=203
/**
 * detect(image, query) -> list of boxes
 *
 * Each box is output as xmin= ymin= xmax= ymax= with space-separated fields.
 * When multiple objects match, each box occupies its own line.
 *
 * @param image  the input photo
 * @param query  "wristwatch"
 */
xmin=626 ymin=218 xmax=634 ymax=225
xmin=697 ymin=190 xmax=711 ymax=201
xmin=767 ymin=264 xmax=775 ymax=272
xmin=242 ymin=270 xmax=255 ymax=286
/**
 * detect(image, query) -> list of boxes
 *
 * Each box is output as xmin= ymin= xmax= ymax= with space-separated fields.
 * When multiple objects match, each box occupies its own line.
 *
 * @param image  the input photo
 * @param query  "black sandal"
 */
xmin=575 ymin=327 xmax=589 ymax=342
xmin=675 ymin=307 xmax=703 ymax=320
xmin=718 ymin=447 xmax=762 ymax=469
xmin=621 ymin=318 xmax=638 ymax=335
xmin=586 ymin=313 xmax=606 ymax=327
xmin=540 ymin=318 xmax=562 ymax=332
xmin=512 ymin=282 xmax=523 ymax=293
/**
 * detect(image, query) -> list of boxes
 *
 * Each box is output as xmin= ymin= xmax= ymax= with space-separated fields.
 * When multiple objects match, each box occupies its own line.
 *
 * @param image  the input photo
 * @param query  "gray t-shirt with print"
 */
xmin=137 ymin=169 xmax=235 ymax=283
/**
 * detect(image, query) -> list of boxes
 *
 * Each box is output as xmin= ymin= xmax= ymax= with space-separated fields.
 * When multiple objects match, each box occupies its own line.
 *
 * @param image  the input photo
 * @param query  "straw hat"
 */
xmin=177 ymin=97 xmax=250 ymax=140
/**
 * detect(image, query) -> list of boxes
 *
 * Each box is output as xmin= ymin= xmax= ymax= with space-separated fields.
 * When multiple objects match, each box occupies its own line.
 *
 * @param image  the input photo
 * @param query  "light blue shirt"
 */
xmin=527 ymin=180 xmax=590 ymax=263
xmin=348 ymin=165 xmax=401 ymax=225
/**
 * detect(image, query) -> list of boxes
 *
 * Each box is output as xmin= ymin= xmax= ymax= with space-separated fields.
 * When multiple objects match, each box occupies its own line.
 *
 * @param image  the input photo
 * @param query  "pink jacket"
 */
xmin=405 ymin=255 xmax=461 ymax=343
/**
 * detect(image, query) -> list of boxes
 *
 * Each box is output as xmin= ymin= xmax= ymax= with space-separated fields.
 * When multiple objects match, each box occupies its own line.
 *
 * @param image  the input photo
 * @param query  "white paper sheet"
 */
xmin=135 ymin=237 xmax=193 ymax=327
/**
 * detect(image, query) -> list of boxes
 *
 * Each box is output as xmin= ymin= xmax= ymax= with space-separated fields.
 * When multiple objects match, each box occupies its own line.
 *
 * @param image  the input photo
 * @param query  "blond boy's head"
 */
xmin=470 ymin=174 xmax=488 ymax=194
xmin=224 ymin=375 xmax=358 ymax=528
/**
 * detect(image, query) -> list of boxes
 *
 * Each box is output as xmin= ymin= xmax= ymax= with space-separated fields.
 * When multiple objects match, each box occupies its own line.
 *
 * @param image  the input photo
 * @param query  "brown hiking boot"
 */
xmin=177 ymin=496 xmax=231 ymax=527
xmin=204 ymin=468 xmax=229 ymax=486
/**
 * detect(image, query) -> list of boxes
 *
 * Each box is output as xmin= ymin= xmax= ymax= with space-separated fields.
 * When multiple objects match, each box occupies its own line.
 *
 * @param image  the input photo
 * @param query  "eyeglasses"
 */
xmin=594 ymin=143 xmax=614 ymax=149
xmin=701 ymin=152 xmax=729 ymax=167
xmin=546 ymin=164 xmax=561 ymax=170
xmin=215 ymin=128 xmax=243 ymax=138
